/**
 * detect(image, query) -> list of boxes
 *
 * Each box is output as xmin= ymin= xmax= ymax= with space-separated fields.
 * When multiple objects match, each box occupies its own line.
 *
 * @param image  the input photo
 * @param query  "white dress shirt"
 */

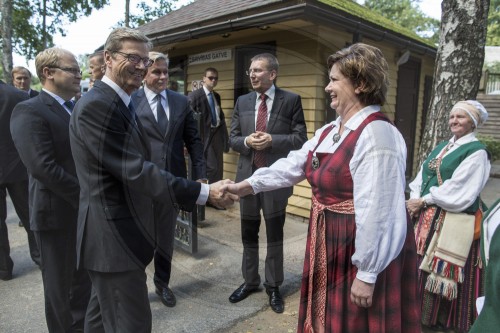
xmin=247 ymin=105 xmax=408 ymax=283
xmin=143 ymin=86 xmax=169 ymax=121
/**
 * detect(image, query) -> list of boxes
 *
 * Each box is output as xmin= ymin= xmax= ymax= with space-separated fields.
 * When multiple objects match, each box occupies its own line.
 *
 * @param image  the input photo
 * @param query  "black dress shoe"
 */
xmin=0 ymin=271 xmax=12 ymax=281
xmin=18 ymin=220 xmax=23 ymax=227
xmin=155 ymin=286 xmax=176 ymax=307
xmin=266 ymin=287 xmax=284 ymax=313
xmin=229 ymin=283 xmax=259 ymax=303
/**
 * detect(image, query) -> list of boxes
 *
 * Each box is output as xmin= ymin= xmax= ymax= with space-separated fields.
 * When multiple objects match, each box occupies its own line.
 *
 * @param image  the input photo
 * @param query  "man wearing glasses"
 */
xmin=10 ymin=47 xmax=90 ymax=333
xmin=69 ymin=28 xmax=236 ymax=332
xmin=188 ymin=68 xmax=229 ymax=194
xmin=228 ymin=53 xmax=307 ymax=313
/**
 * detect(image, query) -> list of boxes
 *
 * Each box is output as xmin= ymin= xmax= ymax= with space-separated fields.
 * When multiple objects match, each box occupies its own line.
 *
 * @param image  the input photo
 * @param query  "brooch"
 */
xmin=312 ymin=156 xmax=320 ymax=170
xmin=332 ymin=133 xmax=341 ymax=144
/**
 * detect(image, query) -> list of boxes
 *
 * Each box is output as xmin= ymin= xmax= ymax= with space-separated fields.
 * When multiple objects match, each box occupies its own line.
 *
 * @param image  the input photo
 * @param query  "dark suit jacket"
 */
xmin=69 ymin=80 xmax=201 ymax=272
xmin=188 ymin=87 xmax=229 ymax=155
xmin=132 ymin=88 xmax=205 ymax=179
xmin=0 ymin=80 xmax=29 ymax=185
xmin=29 ymin=89 xmax=39 ymax=98
xmin=10 ymin=91 xmax=80 ymax=231
xmin=229 ymin=87 xmax=307 ymax=199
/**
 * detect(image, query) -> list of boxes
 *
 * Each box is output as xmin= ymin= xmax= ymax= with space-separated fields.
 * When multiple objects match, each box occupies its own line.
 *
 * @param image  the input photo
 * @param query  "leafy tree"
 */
xmin=360 ymin=0 xmax=440 ymax=44
xmin=1 ymin=0 xmax=109 ymax=83
xmin=121 ymin=0 xmax=184 ymax=28
xmin=487 ymin=0 xmax=500 ymax=45
xmin=417 ymin=0 xmax=489 ymax=166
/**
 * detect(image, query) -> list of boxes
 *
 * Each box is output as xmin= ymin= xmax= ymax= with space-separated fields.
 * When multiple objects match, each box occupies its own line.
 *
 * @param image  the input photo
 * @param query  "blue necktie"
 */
xmin=156 ymin=94 xmax=168 ymax=134
xmin=63 ymin=100 xmax=74 ymax=113
xmin=207 ymin=92 xmax=217 ymax=126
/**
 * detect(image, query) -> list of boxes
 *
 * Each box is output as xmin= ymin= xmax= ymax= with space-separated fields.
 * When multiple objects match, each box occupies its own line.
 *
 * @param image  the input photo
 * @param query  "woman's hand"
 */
xmin=220 ymin=180 xmax=254 ymax=198
xmin=406 ymin=198 xmax=425 ymax=218
xmin=350 ymin=277 xmax=375 ymax=308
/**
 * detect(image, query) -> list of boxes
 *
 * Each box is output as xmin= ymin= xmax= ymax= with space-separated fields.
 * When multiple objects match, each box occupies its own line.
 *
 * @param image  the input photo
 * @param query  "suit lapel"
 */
xmin=267 ymin=88 xmax=284 ymax=133
xmin=136 ymin=89 xmax=164 ymax=137
xmin=40 ymin=91 xmax=71 ymax=124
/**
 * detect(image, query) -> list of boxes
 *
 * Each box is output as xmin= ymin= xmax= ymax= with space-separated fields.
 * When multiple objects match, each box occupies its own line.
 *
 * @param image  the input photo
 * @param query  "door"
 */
xmin=395 ymin=58 xmax=421 ymax=179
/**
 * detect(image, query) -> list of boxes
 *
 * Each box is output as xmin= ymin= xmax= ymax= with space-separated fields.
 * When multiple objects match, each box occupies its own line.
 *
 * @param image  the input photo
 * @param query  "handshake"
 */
xmin=206 ymin=180 xmax=254 ymax=209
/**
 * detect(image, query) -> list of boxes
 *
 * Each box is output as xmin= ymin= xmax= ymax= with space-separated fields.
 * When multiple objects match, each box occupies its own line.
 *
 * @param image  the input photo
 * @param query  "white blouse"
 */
xmin=247 ymin=105 xmax=408 ymax=284
xmin=409 ymin=132 xmax=491 ymax=212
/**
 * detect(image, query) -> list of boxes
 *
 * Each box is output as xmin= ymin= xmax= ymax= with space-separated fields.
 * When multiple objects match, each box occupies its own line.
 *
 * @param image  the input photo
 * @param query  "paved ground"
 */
xmin=1 ymin=162 xmax=498 ymax=333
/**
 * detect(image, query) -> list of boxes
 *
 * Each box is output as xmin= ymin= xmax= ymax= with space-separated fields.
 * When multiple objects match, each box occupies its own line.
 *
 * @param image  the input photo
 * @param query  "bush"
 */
xmin=478 ymin=135 xmax=500 ymax=162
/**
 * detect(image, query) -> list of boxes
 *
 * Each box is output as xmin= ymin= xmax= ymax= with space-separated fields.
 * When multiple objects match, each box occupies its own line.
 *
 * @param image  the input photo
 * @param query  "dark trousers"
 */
xmin=0 ymin=180 xmax=39 ymax=277
xmin=205 ymin=127 xmax=225 ymax=183
xmin=84 ymin=269 xmax=151 ymax=333
xmin=36 ymin=228 xmax=91 ymax=333
xmin=153 ymin=201 xmax=177 ymax=289
xmin=239 ymin=191 xmax=287 ymax=288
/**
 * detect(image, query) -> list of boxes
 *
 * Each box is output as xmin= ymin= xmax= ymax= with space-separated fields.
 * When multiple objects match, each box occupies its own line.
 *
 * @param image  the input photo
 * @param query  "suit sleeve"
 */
xmin=183 ymin=101 xmax=206 ymax=180
xmin=229 ymin=97 xmax=252 ymax=156
xmin=11 ymin=102 xmax=80 ymax=208
xmin=71 ymin=97 xmax=201 ymax=211
xmin=269 ymin=94 xmax=308 ymax=154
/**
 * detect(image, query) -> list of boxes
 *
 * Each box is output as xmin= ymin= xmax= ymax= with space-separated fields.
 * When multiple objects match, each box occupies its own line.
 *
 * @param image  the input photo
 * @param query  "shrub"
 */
xmin=478 ymin=135 xmax=500 ymax=162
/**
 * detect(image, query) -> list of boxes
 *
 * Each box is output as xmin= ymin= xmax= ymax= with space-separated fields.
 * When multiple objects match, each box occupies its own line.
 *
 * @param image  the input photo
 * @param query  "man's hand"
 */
xmin=220 ymin=180 xmax=254 ymax=198
xmin=350 ymin=277 xmax=375 ymax=308
xmin=246 ymin=131 xmax=272 ymax=151
xmin=208 ymin=179 xmax=239 ymax=209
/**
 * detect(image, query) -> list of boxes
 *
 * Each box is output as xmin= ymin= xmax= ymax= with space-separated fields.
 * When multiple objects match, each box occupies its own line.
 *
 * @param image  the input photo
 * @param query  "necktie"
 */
xmin=207 ymin=92 xmax=217 ymax=126
xmin=253 ymin=94 xmax=268 ymax=168
xmin=63 ymin=100 xmax=74 ymax=113
xmin=156 ymin=94 xmax=168 ymax=134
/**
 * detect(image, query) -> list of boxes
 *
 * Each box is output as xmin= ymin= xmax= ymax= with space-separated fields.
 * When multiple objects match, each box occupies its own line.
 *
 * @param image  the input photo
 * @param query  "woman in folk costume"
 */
xmin=470 ymin=198 xmax=500 ymax=332
xmin=223 ymin=43 xmax=420 ymax=332
xmin=407 ymin=100 xmax=491 ymax=332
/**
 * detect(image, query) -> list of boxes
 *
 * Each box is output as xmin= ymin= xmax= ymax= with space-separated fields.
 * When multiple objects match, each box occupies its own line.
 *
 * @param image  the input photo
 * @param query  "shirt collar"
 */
xmin=203 ymin=85 xmax=212 ymax=96
xmin=42 ymin=88 xmax=65 ymax=105
xmin=144 ymin=85 xmax=165 ymax=102
xmin=335 ymin=105 xmax=381 ymax=131
xmin=102 ymin=75 xmax=131 ymax=107
xmin=258 ymin=85 xmax=275 ymax=101
xmin=450 ymin=131 xmax=477 ymax=146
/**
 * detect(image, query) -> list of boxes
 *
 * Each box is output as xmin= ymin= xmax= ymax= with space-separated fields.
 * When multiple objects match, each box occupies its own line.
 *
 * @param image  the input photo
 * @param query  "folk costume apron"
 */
xmin=298 ymin=112 xmax=420 ymax=333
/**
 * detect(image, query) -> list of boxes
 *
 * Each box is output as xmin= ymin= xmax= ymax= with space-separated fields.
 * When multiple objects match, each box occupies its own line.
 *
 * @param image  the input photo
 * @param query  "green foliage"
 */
xmin=360 ymin=0 xmax=440 ymax=44
xmin=484 ymin=61 xmax=500 ymax=73
xmin=10 ymin=0 xmax=109 ymax=60
xmin=479 ymin=135 xmax=500 ymax=161
xmin=487 ymin=0 xmax=500 ymax=46
xmin=119 ymin=0 xmax=181 ymax=28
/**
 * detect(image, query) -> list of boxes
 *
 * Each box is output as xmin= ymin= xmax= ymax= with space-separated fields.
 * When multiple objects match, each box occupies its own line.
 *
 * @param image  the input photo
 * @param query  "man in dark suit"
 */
xmin=0 ymin=80 xmax=40 ymax=281
xmin=132 ymin=51 xmax=205 ymax=308
xmin=10 ymin=48 xmax=91 ymax=332
xmin=229 ymin=53 xmax=307 ymax=313
xmin=188 ymin=67 xmax=229 ymax=189
xmin=11 ymin=66 xmax=39 ymax=98
xmin=69 ymin=27 xmax=235 ymax=332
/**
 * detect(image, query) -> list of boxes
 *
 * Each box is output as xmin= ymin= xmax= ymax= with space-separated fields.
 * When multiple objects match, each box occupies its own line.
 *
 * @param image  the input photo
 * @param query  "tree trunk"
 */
xmin=125 ymin=0 xmax=130 ymax=27
xmin=1 ymin=0 xmax=14 ymax=84
xmin=417 ymin=0 xmax=490 ymax=166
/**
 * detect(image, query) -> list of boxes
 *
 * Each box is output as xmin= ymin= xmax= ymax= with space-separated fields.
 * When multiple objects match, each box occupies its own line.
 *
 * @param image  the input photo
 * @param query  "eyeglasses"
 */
xmin=246 ymin=69 xmax=269 ymax=76
xmin=206 ymin=76 xmax=218 ymax=81
xmin=50 ymin=66 xmax=82 ymax=76
xmin=113 ymin=51 xmax=154 ymax=67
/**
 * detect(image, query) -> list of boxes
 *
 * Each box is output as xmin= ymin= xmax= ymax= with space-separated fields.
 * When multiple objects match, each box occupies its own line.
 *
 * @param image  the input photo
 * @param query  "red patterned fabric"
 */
xmin=253 ymin=94 xmax=267 ymax=168
xmin=298 ymin=112 xmax=421 ymax=332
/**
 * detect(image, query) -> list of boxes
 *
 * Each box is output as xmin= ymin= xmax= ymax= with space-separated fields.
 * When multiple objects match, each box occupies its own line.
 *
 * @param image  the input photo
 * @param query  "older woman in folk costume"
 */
xmin=407 ymin=100 xmax=491 ymax=332
xmin=223 ymin=43 xmax=420 ymax=333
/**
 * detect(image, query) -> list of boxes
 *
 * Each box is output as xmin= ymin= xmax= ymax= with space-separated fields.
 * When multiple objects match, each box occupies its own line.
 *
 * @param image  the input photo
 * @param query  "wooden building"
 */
xmin=138 ymin=0 xmax=437 ymax=219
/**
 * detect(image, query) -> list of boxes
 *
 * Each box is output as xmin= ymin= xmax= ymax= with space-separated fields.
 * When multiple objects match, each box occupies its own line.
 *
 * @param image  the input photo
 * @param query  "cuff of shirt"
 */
xmin=356 ymin=270 xmax=377 ymax=284
xmin=196 ymin=183 xmax=210 ymax=205
xmin=422 ymin=194 xmax=433 ymax=205
xmin=243 ymin=136 xmax=250 ymax=149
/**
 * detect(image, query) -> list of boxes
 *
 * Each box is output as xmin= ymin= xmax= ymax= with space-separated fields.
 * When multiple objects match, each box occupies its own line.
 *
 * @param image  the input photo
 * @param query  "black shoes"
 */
xmin=155 ymin=286 xmax=176 ymax=307
xmin=266 ymin=287 xmax=284 ymax=313
xmin=229 ymin=283 xmax=259 ymax=303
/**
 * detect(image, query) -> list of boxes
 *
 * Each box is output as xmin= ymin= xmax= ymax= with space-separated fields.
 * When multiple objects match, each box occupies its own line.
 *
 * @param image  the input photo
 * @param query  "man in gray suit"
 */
xmin=69 ymin=28 xmax=235 ymax=332
xmin=229 ymin=53 xmax=307 ymax=313
xmin=132 ymin=51 xmax=205 ymax=308
xmin=0 ymin=80 xmax=40 ymax=280
xmin=10 ymin=48 xmax=91 ymax=332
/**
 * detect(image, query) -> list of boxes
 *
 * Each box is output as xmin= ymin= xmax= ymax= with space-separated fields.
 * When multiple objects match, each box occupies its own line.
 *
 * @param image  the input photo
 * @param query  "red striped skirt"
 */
xmin=297 ymin=211 xmax=421 ymax=333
